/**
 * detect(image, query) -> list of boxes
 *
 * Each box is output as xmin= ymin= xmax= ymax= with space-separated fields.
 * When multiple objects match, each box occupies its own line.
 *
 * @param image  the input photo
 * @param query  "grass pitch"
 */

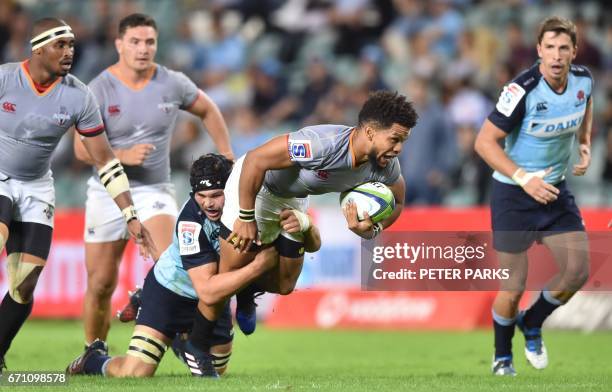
xmin=3 ymin=320 xmax=611 ymax=391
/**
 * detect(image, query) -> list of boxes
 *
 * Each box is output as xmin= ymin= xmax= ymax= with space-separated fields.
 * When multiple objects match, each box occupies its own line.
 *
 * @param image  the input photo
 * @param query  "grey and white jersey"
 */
xmin=89 ymin=65 xmax=199 ymax=186
xmin=0 ymin=61 xmax=104 ymax=181
xmin=264 ymin=124 xmax=401 ymax=198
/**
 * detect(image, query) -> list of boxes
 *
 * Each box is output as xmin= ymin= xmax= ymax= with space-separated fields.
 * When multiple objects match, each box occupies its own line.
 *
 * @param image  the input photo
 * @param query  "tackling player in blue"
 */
xmin=475 ymin=16 xmax=593 ymax=376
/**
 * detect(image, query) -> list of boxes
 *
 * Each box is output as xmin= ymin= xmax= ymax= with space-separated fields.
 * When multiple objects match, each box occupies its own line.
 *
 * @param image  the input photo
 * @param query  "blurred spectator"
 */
xmin=502 ymin=21 xmax=536 ymax=72
xmin=229 ymin=106 xmax=278 ymax=157
xmin=357 ymin=44 xmax=388 ymax=93
xmin=2 ymin=6 xmax=29 ymax=63
xmin=400 ymin=77 xmax=458 ymax=205
xmin=602 ymin=90 xmax=612 ymax=204
xmin=574 ymin=16 xmax=603 ymax=71
xmin=248 ymin=58 xmax=288 ymax=125
xmin=422 ymin=0 xmax=464 ymax=60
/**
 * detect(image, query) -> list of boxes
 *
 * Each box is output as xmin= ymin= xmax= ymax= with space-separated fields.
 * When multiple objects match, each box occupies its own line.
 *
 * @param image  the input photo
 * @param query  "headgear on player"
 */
xmin=30 ymin=24 xmax=74 ymax=51
xmin=190 ymin=153 xmax=233 ymax=193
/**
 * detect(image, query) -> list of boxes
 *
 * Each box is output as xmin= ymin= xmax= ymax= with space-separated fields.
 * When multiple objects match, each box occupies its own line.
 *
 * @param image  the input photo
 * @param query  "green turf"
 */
xmin=2 ymin=320 xmax=611 ymax=391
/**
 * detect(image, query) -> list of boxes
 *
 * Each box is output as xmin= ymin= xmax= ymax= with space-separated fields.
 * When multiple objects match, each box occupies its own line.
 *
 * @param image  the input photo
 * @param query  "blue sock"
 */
xmin=523 ymin=290 xmax=563 ymax=330
xmin=493 ymin=309 xmax=516 ymax=359
xmin=83 ymin=351 xmax=111 ymax=375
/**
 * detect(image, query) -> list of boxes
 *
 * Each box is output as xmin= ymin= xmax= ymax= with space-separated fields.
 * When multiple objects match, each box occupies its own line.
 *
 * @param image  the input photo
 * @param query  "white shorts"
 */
xmin=221 ymin=156 xmax=309 ymax=245
xmin=84 ymin=178 xmax=178 ymax=242
xmin=0 ymin=170 xmax=55 ymax=228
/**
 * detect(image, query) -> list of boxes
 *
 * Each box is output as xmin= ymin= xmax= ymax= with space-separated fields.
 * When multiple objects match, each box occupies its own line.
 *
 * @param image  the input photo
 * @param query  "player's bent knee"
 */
xmin=126 ymin=330 xmax=168 ymax=369
xmin=7 ymin=253 xmax=44 ymax=304
xmin=88 ymin=274 xmax=120 ymax=298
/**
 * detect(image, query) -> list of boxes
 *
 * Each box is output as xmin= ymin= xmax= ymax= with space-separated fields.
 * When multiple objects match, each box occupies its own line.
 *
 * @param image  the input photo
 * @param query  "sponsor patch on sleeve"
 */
xmin=495 ymin=82 xmax=526 ymax=117
xmin=178 ymin=221 xmax=202 ymax=255
xmin=288 ymin=140 xmax=313 ymax=161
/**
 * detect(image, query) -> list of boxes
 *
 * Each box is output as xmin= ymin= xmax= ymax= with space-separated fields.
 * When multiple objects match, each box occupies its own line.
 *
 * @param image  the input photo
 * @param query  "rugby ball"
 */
xmin=339 ymin=182 xmax=395 ymax=223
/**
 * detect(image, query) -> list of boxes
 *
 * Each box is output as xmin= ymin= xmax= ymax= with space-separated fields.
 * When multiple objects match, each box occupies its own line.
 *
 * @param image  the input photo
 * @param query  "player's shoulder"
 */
xmin=0 ymin=62 xmax=21 ymax=76
xmin=507 ymin=63 xmax=541 ymax=95
xmin=62 ymin=73 xmax=92 ymax=95
xmin=294 ymin=124 xmax=351 ymax=140
xmin=569 ymin=64 xmax=593 ymax=80
xmin=177 ymin=197 xmax=203 ymax=223
xmin=154 ymin=64 xmax=188 ymax=83
xmin=493 ymin=64 xmax=540 ymax=118
xmin=88 ymin=69 xmax=112 ymax=89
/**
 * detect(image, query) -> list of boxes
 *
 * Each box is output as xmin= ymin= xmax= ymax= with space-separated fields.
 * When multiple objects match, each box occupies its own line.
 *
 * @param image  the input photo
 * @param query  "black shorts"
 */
xmin=136 ymin=269 xmax=233 ymax=346
xmin=491 ymin=179 xmax=584 ymax=253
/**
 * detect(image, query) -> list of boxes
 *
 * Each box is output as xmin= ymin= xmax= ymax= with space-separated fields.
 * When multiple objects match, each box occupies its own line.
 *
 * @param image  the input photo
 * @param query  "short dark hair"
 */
xmin=537 ymin=16 xmax=577 ymax=47
xmin=190 ymin=153 xmax=233 ymax=192
xmin=358 ymin=90 xmax=418 ymax=131
xmin=118 ymin=13 xmax=157 ymax=37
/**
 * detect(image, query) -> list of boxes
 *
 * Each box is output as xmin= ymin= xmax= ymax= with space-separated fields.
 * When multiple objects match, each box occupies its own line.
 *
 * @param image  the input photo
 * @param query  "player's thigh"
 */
xmin=84 ymin=240 xmax=128 ymax=281
xmin=541 ymin=231 xmax=589 ymax=284
xmin=0 ymin=194 xmax=12 ymax=242
xmin=142 ymin=214 xmax=175 ymax=260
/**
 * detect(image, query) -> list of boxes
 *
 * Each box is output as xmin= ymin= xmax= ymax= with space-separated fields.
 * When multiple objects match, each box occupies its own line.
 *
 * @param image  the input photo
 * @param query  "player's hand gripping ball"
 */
xmin=339 ymin=182 xmax=395 ymax=224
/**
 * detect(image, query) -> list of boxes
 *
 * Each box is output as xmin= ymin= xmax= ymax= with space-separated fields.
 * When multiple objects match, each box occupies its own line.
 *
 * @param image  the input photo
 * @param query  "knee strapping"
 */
xmin=126 ymin=331 xmax=167 ymax=365
xmin=7 ymin=253 xmax=41 ymax=304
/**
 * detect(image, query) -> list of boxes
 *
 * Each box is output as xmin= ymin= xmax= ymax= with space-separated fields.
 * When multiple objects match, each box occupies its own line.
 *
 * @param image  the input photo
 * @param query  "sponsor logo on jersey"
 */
xmin=53 ymin=106 xmax=70 ymax=126
xmin=178 ymin=221 xmax=201 ymax=255
xmin=575 ymin=90 xmax=586 ymax=107
xmin=108 ymin=105 xmax=121 ymax=116
xmin=536 ymin=102 xmax=548 ymax=112
xmin=2 ymin=101 xmax=16 ymax=113
xmin=495 ymin=82 xmax=525 ymax=117
xmin=288 ymin=140 xmax=313 ymax=161
xmin=528 ymin=112 xmax=584 ymax=138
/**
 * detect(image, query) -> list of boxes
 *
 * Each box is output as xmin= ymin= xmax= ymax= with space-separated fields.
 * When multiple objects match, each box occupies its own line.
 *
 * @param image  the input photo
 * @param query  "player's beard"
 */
xmin=368 ymin=153 xmax=383 ymax=169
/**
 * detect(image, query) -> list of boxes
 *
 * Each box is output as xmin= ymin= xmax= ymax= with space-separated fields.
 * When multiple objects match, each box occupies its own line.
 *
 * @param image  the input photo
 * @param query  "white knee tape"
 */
xmin=7 ymin=253 xmax=38 ymax=304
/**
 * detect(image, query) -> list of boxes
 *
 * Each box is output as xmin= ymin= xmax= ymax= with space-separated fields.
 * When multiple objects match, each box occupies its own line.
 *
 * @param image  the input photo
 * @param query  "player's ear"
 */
xmin=366 ymin=126 xmax=375 ymax=141
xmin=114 ymin=37 xmax=122 ymax=54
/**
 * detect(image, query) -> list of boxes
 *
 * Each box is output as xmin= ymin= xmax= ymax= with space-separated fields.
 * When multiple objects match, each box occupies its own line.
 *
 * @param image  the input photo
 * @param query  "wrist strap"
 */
xmin=122 ymin=206 xmax=138 ymax=224
xmin=239 ymin=208 xmax=255 ymax=222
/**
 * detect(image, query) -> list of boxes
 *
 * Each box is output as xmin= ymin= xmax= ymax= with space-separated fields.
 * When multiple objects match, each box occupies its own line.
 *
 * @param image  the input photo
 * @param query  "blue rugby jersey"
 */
xmin=488 ymin=62 xmax=593 ymax=185
xmin=153 ymin=197 xmax=220 ymax=299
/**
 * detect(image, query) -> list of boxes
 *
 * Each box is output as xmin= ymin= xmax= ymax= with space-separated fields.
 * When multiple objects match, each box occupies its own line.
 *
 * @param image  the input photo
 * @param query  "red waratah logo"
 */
xmin=2 ymin=102 xmax=16 ymax=113
xmin=108 ymin=105 xmax=121 ymax=115
xmin=577 ymin=90 xmax=585 ymax=100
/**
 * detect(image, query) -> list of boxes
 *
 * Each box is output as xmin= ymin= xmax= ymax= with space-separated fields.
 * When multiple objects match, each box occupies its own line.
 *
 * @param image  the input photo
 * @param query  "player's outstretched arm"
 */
xmin=187 ymin=90 xmax=235 ymax=161
xmin=475 ymin=119 xmax=559 ymax=204
xmin=573 ymin=97 xmax=593 ymax=176
xmin=80 ymin=133 xmax=157 ymax=258
xmin=230 ymin=136 xmax=296 ymax=252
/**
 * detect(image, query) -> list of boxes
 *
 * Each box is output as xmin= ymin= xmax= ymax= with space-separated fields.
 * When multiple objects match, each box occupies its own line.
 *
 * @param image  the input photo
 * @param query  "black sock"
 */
xmin=236 ymin=282 xmax=263 ymax=306
xmin=0 ymin=293 xmax=33 ymax=357
xmin=523 ymin=290 xmax=563 ymax=329
xmin=189 ymin=310 xmax=216 ymax=352
xmin=492 ymin=310 xmax=516 ymax=359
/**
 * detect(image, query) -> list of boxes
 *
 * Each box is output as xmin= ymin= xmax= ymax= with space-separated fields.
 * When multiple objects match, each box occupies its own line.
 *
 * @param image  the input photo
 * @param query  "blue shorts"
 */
xmin=490 ymin=179 xmax=584 ymax=253
xmin=136 ymin=269 xmax=233 ymax=346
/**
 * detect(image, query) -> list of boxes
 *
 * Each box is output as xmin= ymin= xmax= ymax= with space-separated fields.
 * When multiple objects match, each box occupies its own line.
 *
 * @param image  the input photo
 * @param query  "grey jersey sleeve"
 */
xmin=75 ymin=88 xmax=105 ymax=137
xmin=170 ymin=70 xmax=199 ymax=110
xmin=287 ymin=127 xmax=349 ymax=170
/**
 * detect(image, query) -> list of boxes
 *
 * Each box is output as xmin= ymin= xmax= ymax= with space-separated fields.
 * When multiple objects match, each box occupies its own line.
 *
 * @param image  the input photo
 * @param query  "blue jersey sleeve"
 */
xmin=487 ymin=65 xmax=539 ymax=134
xmin=175 ymin=200 xmax=219 ymax=270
